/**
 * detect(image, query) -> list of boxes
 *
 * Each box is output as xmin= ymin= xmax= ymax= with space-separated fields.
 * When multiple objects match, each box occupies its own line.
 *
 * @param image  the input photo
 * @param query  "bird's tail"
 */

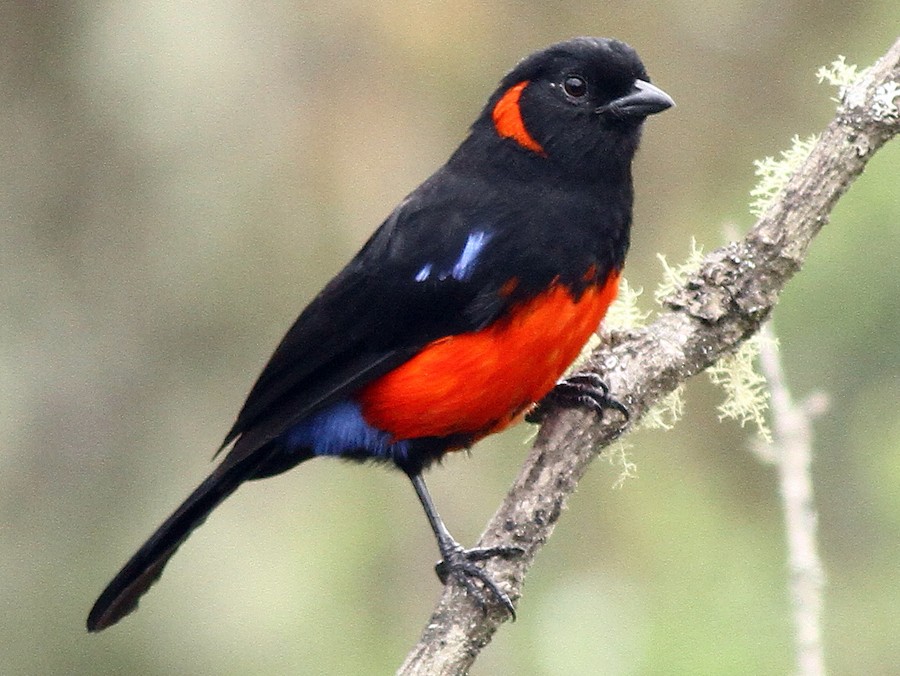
xmin=86 ymin=448 xmax=273 ymax=632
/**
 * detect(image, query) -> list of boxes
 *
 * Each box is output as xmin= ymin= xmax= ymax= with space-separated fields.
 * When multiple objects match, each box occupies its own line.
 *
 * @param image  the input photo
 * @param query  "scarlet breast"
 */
xmin=358 ymin=272 xmax=620 ymax=443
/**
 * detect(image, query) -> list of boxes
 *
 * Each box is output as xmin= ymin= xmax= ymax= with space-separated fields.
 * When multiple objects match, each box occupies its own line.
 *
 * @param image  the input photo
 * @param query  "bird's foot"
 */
xmin=526 ymin=372 xmax=629 ymax=424
xmin=434 ymin=543 xmax=523 ymax=619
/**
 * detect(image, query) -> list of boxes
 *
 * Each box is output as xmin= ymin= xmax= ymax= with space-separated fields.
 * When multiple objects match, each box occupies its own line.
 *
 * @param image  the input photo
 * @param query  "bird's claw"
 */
xmin=434 ymin=544 xmax=523 ymax=619
xmin=526 ymin=372 xmax=629 ymax=424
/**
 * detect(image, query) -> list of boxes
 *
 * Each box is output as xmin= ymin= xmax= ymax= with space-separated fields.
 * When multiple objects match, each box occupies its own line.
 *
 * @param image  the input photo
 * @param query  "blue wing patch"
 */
xmin=414 ymin=263 xmax=434 ymax=282
xmin=414 ymin=230 xmax=493 ymax=283
xmin=451 ymin=230 xmax=491 ymax=281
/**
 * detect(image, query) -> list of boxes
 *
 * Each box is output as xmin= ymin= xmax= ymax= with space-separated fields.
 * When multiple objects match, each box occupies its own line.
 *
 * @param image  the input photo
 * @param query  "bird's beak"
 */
xmin=596 ymin=80 xmax=675 ymax=118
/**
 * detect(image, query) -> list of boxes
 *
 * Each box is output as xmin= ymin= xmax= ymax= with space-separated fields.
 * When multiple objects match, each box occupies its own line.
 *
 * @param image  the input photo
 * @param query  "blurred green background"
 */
xmin=2 ymin=2 xmax=898 ymax=674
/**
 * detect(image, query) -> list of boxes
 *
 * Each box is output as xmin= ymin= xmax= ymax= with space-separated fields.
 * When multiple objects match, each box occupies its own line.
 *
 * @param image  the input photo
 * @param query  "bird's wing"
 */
xmin=218 ymin=172 xmax=526 ymax=465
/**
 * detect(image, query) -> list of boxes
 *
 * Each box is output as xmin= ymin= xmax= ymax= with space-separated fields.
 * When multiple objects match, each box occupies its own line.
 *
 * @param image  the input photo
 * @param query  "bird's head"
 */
xmin=475 ymin=37 xmax=674 ymax=180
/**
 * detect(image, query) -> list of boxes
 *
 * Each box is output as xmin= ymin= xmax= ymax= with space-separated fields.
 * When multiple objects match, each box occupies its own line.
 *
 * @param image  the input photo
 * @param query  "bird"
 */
xmin=87 ymin=36 xmax=673 ymax=632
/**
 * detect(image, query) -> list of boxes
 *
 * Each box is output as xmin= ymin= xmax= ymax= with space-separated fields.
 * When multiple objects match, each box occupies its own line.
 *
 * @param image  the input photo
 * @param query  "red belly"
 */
xmin=358 ymin=272 xmax=619 ymax=443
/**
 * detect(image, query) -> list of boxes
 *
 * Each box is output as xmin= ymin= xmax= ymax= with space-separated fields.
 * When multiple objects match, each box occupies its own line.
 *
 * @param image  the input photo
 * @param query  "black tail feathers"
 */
xmin=86 ymin=450 xmax=271 ymax=632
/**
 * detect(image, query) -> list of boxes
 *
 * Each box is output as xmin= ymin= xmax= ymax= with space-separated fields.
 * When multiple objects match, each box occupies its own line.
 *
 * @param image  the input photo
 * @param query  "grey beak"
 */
xmin=596 ymin=79 xmax=675 ymax=118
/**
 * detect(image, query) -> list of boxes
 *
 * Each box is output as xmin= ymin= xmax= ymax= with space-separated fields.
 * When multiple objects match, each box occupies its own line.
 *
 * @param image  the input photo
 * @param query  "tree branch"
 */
xmin=399 ymin=38 xmax=900 ymax=675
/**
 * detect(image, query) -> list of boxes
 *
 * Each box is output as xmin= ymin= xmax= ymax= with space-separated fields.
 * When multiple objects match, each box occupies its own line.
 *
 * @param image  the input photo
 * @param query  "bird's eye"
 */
xmin=563 ymin=75 xmax=587 ymax=98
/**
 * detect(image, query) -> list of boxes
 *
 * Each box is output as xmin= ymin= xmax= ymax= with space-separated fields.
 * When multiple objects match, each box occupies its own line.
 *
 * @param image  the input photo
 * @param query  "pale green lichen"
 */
xmin=604 ymin=278 xmax=651 ymax=330
xmin=816 ymin=54 xmax=898 ymax=118
xmin=749 ymin=134 xmax=818 ymax=218
xmin=650 ymin=235 xmax=774 ymax=441
xmin=620 ymin=243 xmax=707 ymax=440
xmin=707 ymin=334 xmax=773 ymax=442
xmin=654 ymin=238 xmax=705 ymax=304
xmin=637 ymin=385 xmax=686 ymax=432
xmin=816 ymin=55 xmax=861 ymax=99
xmin=607 ymin=439 xmax=638 ymax=489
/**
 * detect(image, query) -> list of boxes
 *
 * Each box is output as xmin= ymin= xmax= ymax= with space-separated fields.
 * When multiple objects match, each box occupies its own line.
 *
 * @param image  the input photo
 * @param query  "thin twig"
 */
xmin=399 ymin=38 xmax=900 ymax=675
xmin=756 ymin=323 xmax=828 ymax=676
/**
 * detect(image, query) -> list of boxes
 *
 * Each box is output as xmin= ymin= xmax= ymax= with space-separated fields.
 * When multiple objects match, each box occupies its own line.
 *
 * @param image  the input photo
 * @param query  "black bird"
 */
xmin=87 ymin=36 xmax=673 ymax=631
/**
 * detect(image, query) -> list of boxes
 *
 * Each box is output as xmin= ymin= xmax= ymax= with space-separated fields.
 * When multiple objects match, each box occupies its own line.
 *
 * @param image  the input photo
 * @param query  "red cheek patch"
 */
xmin=491 ymin=81 xmax=546 ymax=155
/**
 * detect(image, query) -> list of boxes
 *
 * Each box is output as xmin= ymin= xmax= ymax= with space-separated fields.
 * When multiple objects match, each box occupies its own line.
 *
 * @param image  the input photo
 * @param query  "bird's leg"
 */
xmin=409 ymin=472 xmax=521 ymax=618
xmin=526 ymin=371 xmax=629 ymax=424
